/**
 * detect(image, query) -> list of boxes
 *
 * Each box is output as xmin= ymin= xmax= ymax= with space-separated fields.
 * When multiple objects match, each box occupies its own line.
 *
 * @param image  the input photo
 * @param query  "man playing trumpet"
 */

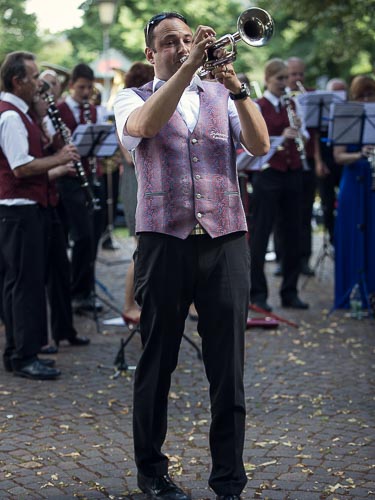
xmin=114 ymin=11 xmax=270 ymax=500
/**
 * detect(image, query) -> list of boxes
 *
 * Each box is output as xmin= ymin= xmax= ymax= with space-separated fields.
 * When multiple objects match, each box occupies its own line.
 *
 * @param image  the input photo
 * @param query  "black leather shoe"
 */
xmin=69 ymin=336 xmax=90 ymax=346
xmin=72 ymin=297 xmax=103 ymax=313
xmin=39 ymin=345 xmax=58 ymax=355
xmin=13 ymin=359 xmax=61 ymax=380
xmin=4 ymin=357 xmax=55 ymax=372
xmin=216 ymin=496 xmax=241 ymax=500
xmin=282 ymin=297 xmax=309 ymax=309
xmin=251 ymin=300 xmax=272 ymax=312
xmin=137 ymin=472 xmax=191 ymax=499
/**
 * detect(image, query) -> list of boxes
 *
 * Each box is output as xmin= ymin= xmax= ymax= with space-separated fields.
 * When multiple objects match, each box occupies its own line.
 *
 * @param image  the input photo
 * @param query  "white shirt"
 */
xmin=114 ymin=75 xmax=243 ymax=151
xmin=0 ymin=92 xmax=36 ymax=205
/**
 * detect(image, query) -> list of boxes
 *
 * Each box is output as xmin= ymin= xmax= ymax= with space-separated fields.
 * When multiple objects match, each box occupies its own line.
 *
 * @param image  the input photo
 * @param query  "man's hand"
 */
xmin=55 ymin=144 xmax=80 ymax=166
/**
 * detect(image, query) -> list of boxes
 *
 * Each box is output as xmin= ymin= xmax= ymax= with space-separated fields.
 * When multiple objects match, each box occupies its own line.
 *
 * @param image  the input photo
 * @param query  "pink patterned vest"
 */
xmin=132 ymin=81 xmax=247 ymax=239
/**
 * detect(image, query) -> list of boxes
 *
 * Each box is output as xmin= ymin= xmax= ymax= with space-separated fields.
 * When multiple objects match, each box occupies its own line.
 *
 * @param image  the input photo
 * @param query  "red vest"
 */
xmin=0 ymin=101 xmax=49 ymax=206
xmin=257 ymin=97 xmax=302 ymax=172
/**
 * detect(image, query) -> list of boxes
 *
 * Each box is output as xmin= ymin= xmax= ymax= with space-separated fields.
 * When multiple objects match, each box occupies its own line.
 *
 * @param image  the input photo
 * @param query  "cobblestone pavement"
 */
xmin=0 ymin=232 xmax=374 ymax=499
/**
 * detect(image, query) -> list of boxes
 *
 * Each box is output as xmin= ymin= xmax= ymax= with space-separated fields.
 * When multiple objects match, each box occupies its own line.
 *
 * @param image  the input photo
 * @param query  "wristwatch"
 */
xmin=229 ymin=83 xmax=251 ymax=101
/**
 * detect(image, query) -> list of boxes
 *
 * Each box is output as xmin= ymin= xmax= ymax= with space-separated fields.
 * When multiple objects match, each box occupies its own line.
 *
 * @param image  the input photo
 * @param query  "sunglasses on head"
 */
xmin=145 ymin=12 xmax=187 ymax=44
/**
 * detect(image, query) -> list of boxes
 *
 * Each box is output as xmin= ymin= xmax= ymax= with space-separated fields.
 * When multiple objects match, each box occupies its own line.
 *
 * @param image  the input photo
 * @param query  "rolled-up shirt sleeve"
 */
xmin=0 ymin=111 xmax=34 ymax=169
xmin=114 ymin=88 xmax=145 ymax=151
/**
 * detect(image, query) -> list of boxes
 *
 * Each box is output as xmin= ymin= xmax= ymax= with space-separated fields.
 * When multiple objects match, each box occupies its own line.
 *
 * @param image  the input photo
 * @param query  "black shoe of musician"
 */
xmin=252 ymin=300 xmax=273 ymax=312
xmin=69 ymin=336 xmax=90 ymax=346
xmin=282 ymin=296 xmax=309 ymax=309
xmin=72 ymin=297 xmax=103 ymax=313
xmin=13 ymin=359 xmax=61 ymax=380
xmin=4 ymin=356 xmax=56 ymax=373
xmin=137 ymin=472 xmax=191 ymax=499
xmin=216 ymin=496 xmax=242 ymax=500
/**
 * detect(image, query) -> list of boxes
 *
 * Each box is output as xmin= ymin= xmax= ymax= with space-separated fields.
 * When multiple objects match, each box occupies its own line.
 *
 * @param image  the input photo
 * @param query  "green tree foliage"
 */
xmin=258 ymin=0 xmax=375 ymax=85
xmin=0 ymin=0 xmax=41 ymax=64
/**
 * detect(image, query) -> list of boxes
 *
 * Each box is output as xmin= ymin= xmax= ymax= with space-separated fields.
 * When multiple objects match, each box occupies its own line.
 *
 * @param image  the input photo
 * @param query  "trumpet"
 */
xmin=282 ymin=93 xmax=310 ymax=171
xmin=197 ymin=8 xmax=274 ymax=76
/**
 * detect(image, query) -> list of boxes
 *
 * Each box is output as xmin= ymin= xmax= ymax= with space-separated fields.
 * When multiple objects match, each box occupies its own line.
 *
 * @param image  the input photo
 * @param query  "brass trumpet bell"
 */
xmin=202 ymin=8 xmax=274 ymax=74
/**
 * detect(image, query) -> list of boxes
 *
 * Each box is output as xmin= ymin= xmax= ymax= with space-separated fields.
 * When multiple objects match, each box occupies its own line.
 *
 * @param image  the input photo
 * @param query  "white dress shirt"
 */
xmin=114 ymin=75 xmax=243 ymax=151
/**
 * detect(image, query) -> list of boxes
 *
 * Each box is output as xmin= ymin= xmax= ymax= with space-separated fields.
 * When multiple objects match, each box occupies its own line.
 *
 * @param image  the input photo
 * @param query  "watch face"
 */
xmin=242 ymin=84 xmax=250 ymax=96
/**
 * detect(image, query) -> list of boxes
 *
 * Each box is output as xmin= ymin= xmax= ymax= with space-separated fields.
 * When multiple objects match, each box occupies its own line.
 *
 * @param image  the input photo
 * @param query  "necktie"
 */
xmin=79 ymin=105 xmax=85 ymax=124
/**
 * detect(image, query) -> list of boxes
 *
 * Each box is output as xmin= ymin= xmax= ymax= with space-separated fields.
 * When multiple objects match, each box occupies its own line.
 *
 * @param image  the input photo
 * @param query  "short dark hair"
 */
xmin=144 ymin=12 xmax=188 ymax=48
xmin=0 ymin=51 xmax=36 ymax=92
xmin=71 ymin=63 xmax=94 ymax=83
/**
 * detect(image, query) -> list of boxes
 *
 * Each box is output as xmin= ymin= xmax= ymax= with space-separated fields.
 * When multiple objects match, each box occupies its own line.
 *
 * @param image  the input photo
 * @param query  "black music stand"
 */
xmin=94 ymin=127 xmax=122 ymax=253
xmin=295 ymin=92 xmax=346 ymax=286
xmin=236 ymin=136 xmax=285 ymax=172
xmin=296 ymin=90 xmax=346 ymax=130
xmin=327 ymin=101 xmax=375 ymax=316
xmin=71 ymin=124 xmax=118 ymax=324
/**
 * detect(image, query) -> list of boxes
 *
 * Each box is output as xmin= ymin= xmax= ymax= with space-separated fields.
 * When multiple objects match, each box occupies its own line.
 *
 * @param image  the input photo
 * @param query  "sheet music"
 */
xmin=362 ymin=102 xmax=375 ymax=145
xmin=71 ymin=124 xmax=114 ymax=157
xmin=328 ymin=102 xmax=365 ymax=145
xmin=236 ymin=136 xmax=285 ymax=171
xmin=296 ymin=90 xmax=346 ymax=129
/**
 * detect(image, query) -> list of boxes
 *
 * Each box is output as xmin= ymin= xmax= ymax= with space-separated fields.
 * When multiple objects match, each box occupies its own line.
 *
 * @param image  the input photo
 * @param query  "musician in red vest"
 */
xmin=0 ymin=51 xmax=79 ymax=379
xmin=249 ymin=58 xmax=309 ymax=312
xmin=56 ymin=63 xmax=104 ymax=312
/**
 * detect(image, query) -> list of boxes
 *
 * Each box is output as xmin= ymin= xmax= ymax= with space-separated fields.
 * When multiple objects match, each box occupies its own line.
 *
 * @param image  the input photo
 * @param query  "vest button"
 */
xmin=195 ymin=174 xmax=201 ymax=180
xmin=192 ymin=156 xmax=198 ymax=162
xmin=196 ymin=193 xmax=202 ymax=199
xmin=191 ymin=138 xmax=198 ymax=144
xmin=197 ymin=212 xmax=203 ymax=218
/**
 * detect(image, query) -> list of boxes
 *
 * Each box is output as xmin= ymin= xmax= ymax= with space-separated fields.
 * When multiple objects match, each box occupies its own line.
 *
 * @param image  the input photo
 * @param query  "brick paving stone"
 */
xmin=0 ymin=232 xmax=374 ymax=499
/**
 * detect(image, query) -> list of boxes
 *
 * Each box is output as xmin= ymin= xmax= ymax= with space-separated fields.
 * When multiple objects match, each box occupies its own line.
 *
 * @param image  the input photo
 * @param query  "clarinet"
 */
xmin=282 ymin=94 xmax=310 ymax=171
xmin=82 ymin=99 xmax=100 ymax=187
xmin=41 ymin=90 xmax=101 ymax=211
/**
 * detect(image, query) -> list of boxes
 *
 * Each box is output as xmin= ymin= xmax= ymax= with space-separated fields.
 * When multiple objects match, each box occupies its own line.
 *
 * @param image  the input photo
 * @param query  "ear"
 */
xmin=145 ymin=47 xmax=155 ymax=65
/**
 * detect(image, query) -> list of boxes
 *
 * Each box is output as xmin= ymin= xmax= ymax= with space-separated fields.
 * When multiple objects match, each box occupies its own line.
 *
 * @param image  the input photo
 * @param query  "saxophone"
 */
xmin=40 ymin=83 xmax=100 ymax=211
xmin=282 ymin=93 xmax=310 ymax=171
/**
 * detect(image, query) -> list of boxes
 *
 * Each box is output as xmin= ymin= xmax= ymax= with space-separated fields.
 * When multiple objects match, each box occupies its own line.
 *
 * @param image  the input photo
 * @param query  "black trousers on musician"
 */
xmin=0 ymin=205 xmax=48 ymax=368
xmin=249 ymin=168 xmax=303 ymax=303
xmin=274 ymin=160 xmax=316 ymax=266
xmin=133 ymin=231 xmax=249 ymax=496
xmin=56 ymin=177 xmax=97 ymax=301
xmin=45 ymin=206 xmax=78 ymax=344
xmin=300 ymin=162 xmax=317 ymax=263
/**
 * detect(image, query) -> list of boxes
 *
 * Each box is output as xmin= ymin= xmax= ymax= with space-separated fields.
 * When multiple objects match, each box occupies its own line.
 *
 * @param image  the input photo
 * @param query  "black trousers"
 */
xmin=56 ymin=177 xmax=98 ymax=300
xmin=45 ymin=206 xmax=78 ymax=344
xmin=133 ymin=232 xmax=249 ymax=496
xmin=300 ymin=163 xmax=317 ymax=261
xmin=318 ymin=163 xmax=343 ymax=244
xmin=274 ymin=161 xmax=316 ymax=264
xmin=249 ymin=168 xmax=303 ymax=303
xmin=0 ymin=205 xmax=48 ymax=367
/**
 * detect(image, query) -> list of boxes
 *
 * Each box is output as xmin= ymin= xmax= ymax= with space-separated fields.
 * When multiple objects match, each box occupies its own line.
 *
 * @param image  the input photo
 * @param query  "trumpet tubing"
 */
xmin=200 ymin=8 xmax=274 ymax=74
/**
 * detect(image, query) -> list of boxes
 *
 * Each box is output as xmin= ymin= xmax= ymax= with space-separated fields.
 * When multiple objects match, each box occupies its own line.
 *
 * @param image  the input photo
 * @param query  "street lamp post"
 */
xmin=97 ymin=0 xmax=117 ymax=104
xmin=96 ymin=0 xmax=118 ymax=250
